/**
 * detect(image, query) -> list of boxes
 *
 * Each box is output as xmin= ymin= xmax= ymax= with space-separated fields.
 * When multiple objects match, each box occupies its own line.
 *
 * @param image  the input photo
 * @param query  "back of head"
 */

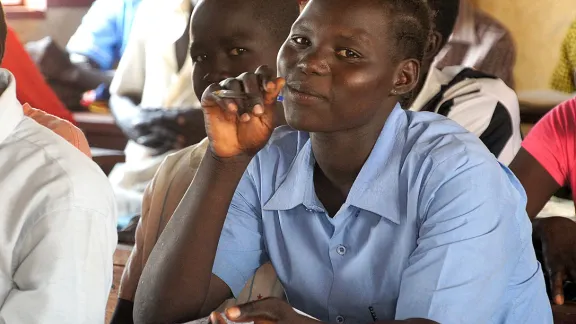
xmin=380 ymin=0 xmax=432 ymax=63
xmin=426 ymin=0 xmax=460 ymax=48
xmin=0 ymin=2 xmax=6 ymax=62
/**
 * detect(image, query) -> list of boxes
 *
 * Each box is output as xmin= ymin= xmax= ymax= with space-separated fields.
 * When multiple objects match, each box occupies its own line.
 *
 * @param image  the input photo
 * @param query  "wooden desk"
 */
xmin=518 ymin=90 xmax=575 ymax=123
xmin=74 ymin=112 xmax=128 ymax=150
xmin=106 ymin=244 xmax=133 ymax=324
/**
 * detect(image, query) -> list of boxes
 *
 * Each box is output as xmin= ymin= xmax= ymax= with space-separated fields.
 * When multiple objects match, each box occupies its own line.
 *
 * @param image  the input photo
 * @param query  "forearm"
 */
xmin=134 ymin=153 xmax=251 ymax=322
xmin=70 ymin=64 xmax=115 ymax=90
xmin=110 ymin=299 xmax=134 ymax=324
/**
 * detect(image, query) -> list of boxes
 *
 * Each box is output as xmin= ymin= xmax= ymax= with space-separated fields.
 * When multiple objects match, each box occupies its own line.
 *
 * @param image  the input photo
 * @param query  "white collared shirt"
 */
xmin=0 ymin=69 xmax=117 ymax=323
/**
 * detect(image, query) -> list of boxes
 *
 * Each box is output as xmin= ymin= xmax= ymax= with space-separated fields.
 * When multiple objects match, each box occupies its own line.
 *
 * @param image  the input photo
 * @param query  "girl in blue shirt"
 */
xmin=135 ymin=0 xmax=551 ymax=323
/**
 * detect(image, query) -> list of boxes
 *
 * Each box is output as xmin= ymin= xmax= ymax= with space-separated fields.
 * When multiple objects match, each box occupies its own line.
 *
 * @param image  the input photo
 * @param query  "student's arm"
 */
xmin=510 ymin=99 xmax=575 ymax=219
xmin=134 ymin=69 xmax=282 ymax=324
xmin=66 ymin=0 xmax=123 ymax=71
xmin=550 ymin=22 xmax=576 ymax=93
xmin=395 ymin=155 xmax=550 ymax=322
xmin=0 ymin=208 xmax=116 ymax=323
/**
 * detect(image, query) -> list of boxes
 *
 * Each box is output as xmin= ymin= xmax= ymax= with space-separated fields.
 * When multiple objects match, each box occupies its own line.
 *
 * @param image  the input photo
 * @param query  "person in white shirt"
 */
xmin=108 ymin=0 xmax=204 ymax=222
xmin=408 ymin=0 xmax=521 ymax=165
xmin=0 ymin=6 xmax=117 ymax=322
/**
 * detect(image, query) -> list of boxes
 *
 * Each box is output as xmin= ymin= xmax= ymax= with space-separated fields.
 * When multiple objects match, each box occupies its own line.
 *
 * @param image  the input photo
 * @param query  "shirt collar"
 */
xmin=448 ymin=0 xmax=479 ymax=45
xmin=263 ymin=104 xmax=408 ymax=224
xmin=0 ymin=69 xmax=23 ymax=145
xmin=410 ymin=68 xmax=451 ymax=111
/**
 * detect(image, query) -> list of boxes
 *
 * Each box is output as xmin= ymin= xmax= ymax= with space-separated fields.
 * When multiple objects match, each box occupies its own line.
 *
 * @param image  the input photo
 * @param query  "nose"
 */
xmin=296 ymin=48 xmax=330 ymax=76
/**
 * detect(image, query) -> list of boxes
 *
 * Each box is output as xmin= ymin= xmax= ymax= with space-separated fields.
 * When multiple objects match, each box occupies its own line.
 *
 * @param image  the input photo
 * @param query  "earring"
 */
xmin=391 ymin=89 xmax=398 ymax=95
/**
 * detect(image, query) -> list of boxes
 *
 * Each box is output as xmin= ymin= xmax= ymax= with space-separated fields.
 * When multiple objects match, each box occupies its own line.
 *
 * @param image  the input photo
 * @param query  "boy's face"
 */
xmin=190 ymin=0 xmax=282 ymax=100
xmin=277 ymin=0 xmax=414 ymax=133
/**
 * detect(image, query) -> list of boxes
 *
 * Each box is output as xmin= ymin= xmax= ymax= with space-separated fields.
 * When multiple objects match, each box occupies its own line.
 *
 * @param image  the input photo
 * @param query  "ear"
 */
xmin=423 ymin=30 xmax=444 ymax=62
xmin=390 ymin=58 xmax=420 ymax=96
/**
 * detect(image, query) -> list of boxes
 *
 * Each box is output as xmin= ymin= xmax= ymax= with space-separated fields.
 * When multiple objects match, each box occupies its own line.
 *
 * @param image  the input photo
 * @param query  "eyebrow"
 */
xmin=336 ymin=29 xmax=373 ymax=48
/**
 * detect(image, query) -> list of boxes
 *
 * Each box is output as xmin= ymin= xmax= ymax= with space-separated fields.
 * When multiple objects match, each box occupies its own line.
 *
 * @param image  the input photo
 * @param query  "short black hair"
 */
xmin=380 ymin=0 xmax=433 ymax=62
xmin=0 ymin=2 xmax=7 ymax=63
xmin=426 ymin=0 xmax=460 ymax=48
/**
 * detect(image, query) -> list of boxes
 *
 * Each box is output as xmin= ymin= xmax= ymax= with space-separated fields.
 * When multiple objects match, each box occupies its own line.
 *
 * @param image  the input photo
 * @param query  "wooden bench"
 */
xmin=518 ymin=90 xmax=575 ymax=123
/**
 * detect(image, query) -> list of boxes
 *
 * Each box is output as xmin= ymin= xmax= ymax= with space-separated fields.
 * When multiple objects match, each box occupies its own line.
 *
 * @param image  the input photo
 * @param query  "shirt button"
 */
xmin=336 ymin=315 xmax=345 ymax=323
xmin=336 ymin=245 xmax=347 ymax=255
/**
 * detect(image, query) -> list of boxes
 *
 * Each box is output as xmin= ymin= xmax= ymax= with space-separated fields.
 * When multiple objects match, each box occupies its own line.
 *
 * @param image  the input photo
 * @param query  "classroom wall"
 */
xmin=473 ymin=0 xmax=576 ymax=91
xmin=9 ymin=7 xmax=88 ymax=46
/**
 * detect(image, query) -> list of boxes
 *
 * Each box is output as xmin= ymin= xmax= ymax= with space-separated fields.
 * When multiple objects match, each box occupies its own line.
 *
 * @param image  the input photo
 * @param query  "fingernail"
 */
xmin=210 ymin=312 xmax=218 ymax=323
xmin=253 ymin=104 xmax=264 ymax=115
xmin=228 ymin=103 xmax=237 ymax=112
xmin=226 ymin=307 xmax=241 ymax=319
xmin=241 ymin=113 xmax=251 ymax=122
xmin=556 ymin=295 xmax=564 ymax=305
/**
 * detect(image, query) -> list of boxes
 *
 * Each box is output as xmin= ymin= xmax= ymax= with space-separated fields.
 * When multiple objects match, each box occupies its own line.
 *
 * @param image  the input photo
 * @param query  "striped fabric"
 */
xmin=411 ymin=66 xmax=522 ymax=165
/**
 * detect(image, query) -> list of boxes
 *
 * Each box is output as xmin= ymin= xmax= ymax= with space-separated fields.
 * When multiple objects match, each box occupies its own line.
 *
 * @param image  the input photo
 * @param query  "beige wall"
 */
xmin=473 ymin=0 xmax=576 ymax=91
xmin=8 ymin=7 xmax=88 ymax=47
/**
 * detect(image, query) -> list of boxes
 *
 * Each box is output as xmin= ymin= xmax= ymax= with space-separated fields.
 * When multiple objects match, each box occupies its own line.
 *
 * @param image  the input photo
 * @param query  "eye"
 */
xmin=291 ymin=36 xmax=311 ymax=46
xmin=335 ymin=48 xmax=361 ymax=59
xmin=191 ymin=54 xmax=208 ymax=63
xmin=229 ymin=48 xmax=248 ymax=56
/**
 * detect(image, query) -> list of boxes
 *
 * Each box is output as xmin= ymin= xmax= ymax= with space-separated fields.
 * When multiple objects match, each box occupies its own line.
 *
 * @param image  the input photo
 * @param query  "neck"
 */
xmin=310 ymin=110 xmax=391 ymax=195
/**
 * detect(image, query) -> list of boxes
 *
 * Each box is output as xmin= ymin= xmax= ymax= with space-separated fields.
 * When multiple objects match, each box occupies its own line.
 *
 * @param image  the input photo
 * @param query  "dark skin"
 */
xmin=110 ymin=0 xmax=289 ymax=323
xmin=110 ymin=2 xmax=208 ymax=155
xmin=509 ymin=148 xmax=576 ymax=306
xmin=134 ymin=0 xmax=436 ymax=323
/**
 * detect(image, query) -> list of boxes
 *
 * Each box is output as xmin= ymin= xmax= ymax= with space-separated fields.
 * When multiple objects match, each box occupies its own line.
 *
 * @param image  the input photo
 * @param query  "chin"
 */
xmin=283 ymin=101 xmax=329 ymax=132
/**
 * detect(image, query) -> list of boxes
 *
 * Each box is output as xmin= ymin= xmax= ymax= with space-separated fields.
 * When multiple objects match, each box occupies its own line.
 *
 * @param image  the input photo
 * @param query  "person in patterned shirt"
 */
xmin=550 ymin=19 xmax=576 ymax=93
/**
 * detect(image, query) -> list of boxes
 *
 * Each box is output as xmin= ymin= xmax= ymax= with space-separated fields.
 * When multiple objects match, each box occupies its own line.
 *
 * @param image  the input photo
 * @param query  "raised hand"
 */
xmin=201 ymin=65 xmax=284 ymax=159
xmin=534 ymin=216 xmax=576 ymax=305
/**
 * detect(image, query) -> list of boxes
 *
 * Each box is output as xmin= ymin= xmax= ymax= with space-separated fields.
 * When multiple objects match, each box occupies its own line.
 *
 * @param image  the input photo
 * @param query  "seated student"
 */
xmin=108 ymin=0 xmax=207 ymax=221
xmin=135 ymin=0 xmax=551 ymax=323
xmin=410 ymin=0 xmax=521 ymax=165
xmin=109 ymin=0 xmax=298 ymax=322
xmin=67 ymin=0 xmax=142 ymax=73
xmin=550 ymin=18 xmax=576 ymax=93
xmin=434 ymin=0 xmax=516 ymax=89
xmin=0 ymin=4 xmax=117 ymax=323
xmin=2 ymin=27 xmax=73 ymax=122
xmin=509 ymin=97 xmax=576 ymax=306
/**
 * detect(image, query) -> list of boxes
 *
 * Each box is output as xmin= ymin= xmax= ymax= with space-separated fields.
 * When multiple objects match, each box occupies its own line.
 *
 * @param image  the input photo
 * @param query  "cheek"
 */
xmin=192 ymin=67 xmax=209 ymax=101
xmin=277 ymin=43 xmax=297 ymax=77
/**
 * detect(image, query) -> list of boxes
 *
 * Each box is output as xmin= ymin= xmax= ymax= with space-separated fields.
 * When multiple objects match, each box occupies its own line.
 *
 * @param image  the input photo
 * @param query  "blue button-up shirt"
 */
xmin=212 ymin=105 xmax=552 ymax=324
xmin=66 ymin=0 xmax=142 ymax=70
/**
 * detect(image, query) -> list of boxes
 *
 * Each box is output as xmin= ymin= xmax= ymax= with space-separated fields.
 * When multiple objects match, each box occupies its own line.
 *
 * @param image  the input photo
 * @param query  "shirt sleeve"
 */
xmin=0 ymin=207 xmax=116 ymax=323
xmin=108 ymin=4 xmax=147 ymax=98
xmin=212 ymin=169 xmax=268 ymax=297
xmin=395 ymin=153 xmax=546 ymax=323
xmin=66 ymin=0 xmax=122 ymax=70
xmin=522 ymin=99 xmax=576 ymax=187
xmin=550 ymin=22 xmax=576 ymax=93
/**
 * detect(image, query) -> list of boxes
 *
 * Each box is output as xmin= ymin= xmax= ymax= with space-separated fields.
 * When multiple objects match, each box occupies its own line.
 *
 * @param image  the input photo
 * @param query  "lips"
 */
xmin=285 ymin=80 xmax=328 ymax=101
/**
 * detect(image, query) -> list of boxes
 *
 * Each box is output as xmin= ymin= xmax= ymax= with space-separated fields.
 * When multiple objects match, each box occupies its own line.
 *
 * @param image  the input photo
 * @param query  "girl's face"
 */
xmin=277 ymin=0 xmax=419 ymax=133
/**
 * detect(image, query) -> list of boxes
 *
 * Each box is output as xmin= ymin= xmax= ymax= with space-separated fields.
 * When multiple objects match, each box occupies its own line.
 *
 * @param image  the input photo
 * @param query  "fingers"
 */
xmin=225 ymin=298 xmax=288 ymax=323
xmin=551 ymin=270 xmax=566 ymax=305
xmin=210 ymin=312 xmax=228 ymax=324
xmin=201 ymin=83 xmax=238 ymax=120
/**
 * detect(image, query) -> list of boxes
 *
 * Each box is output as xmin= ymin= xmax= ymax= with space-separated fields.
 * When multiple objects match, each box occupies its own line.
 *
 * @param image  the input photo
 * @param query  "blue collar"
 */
xmin=263 ymin=104 xmax=407 ymax=224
